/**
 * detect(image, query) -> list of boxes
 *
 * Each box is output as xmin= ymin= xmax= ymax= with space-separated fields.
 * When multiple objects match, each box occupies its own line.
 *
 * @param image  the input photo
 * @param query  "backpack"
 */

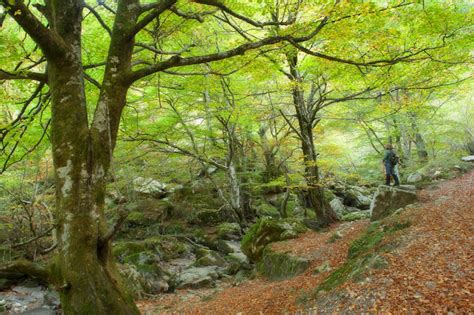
xmin=390 ymin=152 xmax=399 ymax=166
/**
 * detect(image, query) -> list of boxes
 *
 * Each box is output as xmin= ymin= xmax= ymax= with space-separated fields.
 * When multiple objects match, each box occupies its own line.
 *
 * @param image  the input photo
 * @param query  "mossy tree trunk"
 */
xmin=284 ymin=52 xmax=338 ymax=225
xmin=43 ymin=1 xmax=140 ymax=313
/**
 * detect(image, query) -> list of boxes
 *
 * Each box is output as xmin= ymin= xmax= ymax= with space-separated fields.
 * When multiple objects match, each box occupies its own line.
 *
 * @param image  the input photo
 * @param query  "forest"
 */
xmin=0 ymin=0 xmax=473 ymax=314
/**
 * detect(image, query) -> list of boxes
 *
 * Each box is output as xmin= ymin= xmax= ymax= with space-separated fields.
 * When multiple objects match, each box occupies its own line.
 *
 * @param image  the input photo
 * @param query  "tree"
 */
xmin=0 ymin=0 xmax=320 ymax=312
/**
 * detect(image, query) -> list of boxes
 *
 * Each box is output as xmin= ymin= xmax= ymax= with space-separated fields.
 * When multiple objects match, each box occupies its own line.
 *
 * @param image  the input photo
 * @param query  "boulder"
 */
xmin=216 ymin=222 xmax=241 ymax=240
xmin=407 ymin=172 xmax=423 ymax=184
xmin=347 ymin=186 xmax=372 ymax=210
xmin=255 ymin=201 xmax=281 ymax=218
xmin=176 ymin=266 xmax=220 ymax=289
xmin=241 ymin=217 xmax=307 ymax=262
xmin=257 ymin=247 xmax=310 ymax=281
xmin=225 ymin=252 xmax=251 ymax=275
xmin=370 ymin=185 xmax=417 ymax=221
xmin=461 ymin=155 xmax=474 ymax=162
xmin=118 ymin=263 xmax=170 ymax=297
xmin=329 ymin=198 xmax=345 ymax=218
xmin=133 ymin=177 xmax=167 ymax=198
xmin=194 ymin=249 xmax=227 ymax=267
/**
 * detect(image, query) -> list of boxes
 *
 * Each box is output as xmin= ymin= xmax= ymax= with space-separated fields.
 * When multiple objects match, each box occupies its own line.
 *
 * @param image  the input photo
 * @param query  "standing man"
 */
xmin=382 ymin=144 xmax=400 ymax=186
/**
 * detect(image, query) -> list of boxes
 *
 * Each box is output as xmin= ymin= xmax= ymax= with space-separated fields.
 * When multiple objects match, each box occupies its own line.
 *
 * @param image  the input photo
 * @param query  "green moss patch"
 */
xmin=316 ymin=217 xmax=411 ymax=293
xmin=257 ymin=247 xmax=310 ymax=281
xmin=241 ymin=217 xmax=307 ymax=262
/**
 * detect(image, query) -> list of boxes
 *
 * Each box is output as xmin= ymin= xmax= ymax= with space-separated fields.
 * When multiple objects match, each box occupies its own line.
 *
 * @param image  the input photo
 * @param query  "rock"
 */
xmin=241 ymin=217 xmax=307 ymax=262
xmin=407 ymin=172 xmax=423 ymax=183
xmin=194 ymin=249 xmax=226 ymax=267
xmin=216 ymin=222 xmax=241 ymax=240
xmin=225 ymin=252 xmax=251 ymax=275
xmin=313 ymin=261 xmax=331 ymax=274
xmin=342 ymin=186 xmax=372 ymax=210
xmin=214 ymin=240 xmax=236 ymax=255
xmin=370 ymin=185 xmax=417 ymax=221
xmin=255 ymin=201 xmax=281 ymax=218
xmin=133 ymin=177 xmax=168 ymax=198
xmin=461 ymin=155 xmax=474 ymax=162
xmin=124 ymin=198 xmax=173 ymax=227
xmin=342 ymin=211 xmax=371 ymax=221
xmin=330 ymin=198 xmax=345 ymax=218
xmin=21 ymin=307 xmax=55 ymax=315
xmin=234 ymin=269 xmax=256 ymax=283
xmin=257 ymin=247 xmax=310 ymax=281
xmin=176 ymin=266 xmax=220 ymax=289
xmin=345 ymin=206 xmax=362 ymax=213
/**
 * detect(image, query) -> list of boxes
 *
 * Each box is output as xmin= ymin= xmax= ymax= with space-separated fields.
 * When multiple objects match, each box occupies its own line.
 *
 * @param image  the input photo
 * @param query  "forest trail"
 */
xmin=138 ymin=171 xmax=474 ymax=314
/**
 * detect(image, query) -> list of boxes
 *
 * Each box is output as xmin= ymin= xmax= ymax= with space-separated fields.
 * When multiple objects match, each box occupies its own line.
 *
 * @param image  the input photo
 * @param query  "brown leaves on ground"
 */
xmin=138 ymin=171 xmax=474 ymax=314
xmin=324 ymin=170 xmax=474 ymax=313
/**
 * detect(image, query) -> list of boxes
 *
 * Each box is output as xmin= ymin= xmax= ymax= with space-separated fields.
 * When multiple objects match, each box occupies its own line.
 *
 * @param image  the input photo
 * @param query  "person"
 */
xmin=382 ymin=143 xmax=400 ymax=186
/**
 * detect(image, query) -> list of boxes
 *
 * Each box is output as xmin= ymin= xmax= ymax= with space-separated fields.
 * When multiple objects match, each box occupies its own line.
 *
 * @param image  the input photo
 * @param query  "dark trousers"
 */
xmin=385 ymin=163 xmax=400 ymax=186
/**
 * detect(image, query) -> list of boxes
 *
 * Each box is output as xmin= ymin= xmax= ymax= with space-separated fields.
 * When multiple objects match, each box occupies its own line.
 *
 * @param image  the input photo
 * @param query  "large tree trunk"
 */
xmin=46 ymin=1 xmax=139 ymax=313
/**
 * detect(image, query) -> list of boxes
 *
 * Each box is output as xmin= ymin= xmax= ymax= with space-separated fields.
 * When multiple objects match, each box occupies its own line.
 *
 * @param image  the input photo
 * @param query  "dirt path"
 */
xmin=139 ymin=171 xmax=474 ymax=314
xmin=315 ymin=170 xmax=474 ymax=313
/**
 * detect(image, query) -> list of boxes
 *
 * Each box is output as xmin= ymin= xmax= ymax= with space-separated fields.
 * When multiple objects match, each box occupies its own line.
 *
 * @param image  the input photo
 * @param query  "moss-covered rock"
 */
xmin=341 ymin=211 xmax=370 ymax=222
xmin=241 ymin=217 xmax=307 ymax=262
xmin=113 ymin=236 xmax=190 ymax=263
xmin=216 ymin=222 xmax=241 ymax=240
xmin=194 ymin=249 xmax=226 ymax=267
xmin=255 ymin=202 xmax=281 ymax=218
xmin=214 ymin=239 xmax=236 ymax=255
xmin=194 ymin=209 xmax=224 ymax=224
xmin=257 ymin=247 xmax=310 ymax=281
xmin=370 ymin=185 xmax=417 ymax=221
xmin=224 ymin=252 xmax=251 ymax=275
xmin=176 ymin=266 xmax=220 ymax=289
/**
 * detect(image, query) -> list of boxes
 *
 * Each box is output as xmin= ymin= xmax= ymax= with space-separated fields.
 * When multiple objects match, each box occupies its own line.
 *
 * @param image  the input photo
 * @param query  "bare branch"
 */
xmin=131 ymin=0 xmax=176 ymax=37
xmin=0 ymin=69 xmax=47 ymax=82
xmin=84 ymin=4 xmax=112 ymax=36
xmin=194 ymin=0 xmax=297 ymax=28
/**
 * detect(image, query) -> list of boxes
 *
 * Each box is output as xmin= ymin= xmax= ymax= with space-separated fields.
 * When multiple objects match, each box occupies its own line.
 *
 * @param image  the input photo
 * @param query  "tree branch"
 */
xmin=0 ymin=260 xmax=52 ymax=283
xmin=84 ymin=4 xmax=112 ymax=36
xmin=1 ymin=0 xmax=66 ymax=61
xmin=0 ymin=69 xmax=47 ymax=82
xmin=130 ymin=0 xmax=177 ymax=37
xmin=193 ymin=0 xmax=297 ymax=28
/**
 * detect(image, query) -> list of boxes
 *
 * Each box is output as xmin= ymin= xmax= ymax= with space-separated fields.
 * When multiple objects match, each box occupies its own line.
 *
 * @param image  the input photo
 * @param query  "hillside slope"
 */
xmin=139 ymin=171 xmax=474 ymax=314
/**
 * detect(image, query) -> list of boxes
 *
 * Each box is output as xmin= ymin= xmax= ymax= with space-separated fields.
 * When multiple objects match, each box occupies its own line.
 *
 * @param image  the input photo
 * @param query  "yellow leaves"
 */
xmin=14 ymin=10 xmax=21 ymax=16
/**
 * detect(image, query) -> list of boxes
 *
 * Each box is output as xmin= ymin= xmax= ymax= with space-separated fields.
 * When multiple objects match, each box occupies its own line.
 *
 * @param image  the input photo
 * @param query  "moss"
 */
xmin=126 ymin=211 xmax=146 ymax=225
xmin=348 ymin=223 xmax=384 ymax=259
xmin=113 ymin=236 xmax=189 ymax=263
xmin=193 ymin=250 xmax=226 ymax=267
xmin=341 ymin=211 xmax=370 ymax=222
xmin=324 ymin=189 xmax=336 ymax=202
xmin=327 ymin=232 xmax=342 ymax=244
xmin=255 ymin=202 xmax=281 ymax=218
xmin=195 ymin=209 xmax=223 ymax=224
xmin=316 ymin=218 xmax=410 ymax=294
xmin=241 ymin=217 xmax=307 ymax=262
xmin=383 ymin=220 xmax=412 ymax=233
xmin=257 ymin=247 xmax=310 ymax=281
xmin=216 ymin=222 xmax=241 ymax=239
